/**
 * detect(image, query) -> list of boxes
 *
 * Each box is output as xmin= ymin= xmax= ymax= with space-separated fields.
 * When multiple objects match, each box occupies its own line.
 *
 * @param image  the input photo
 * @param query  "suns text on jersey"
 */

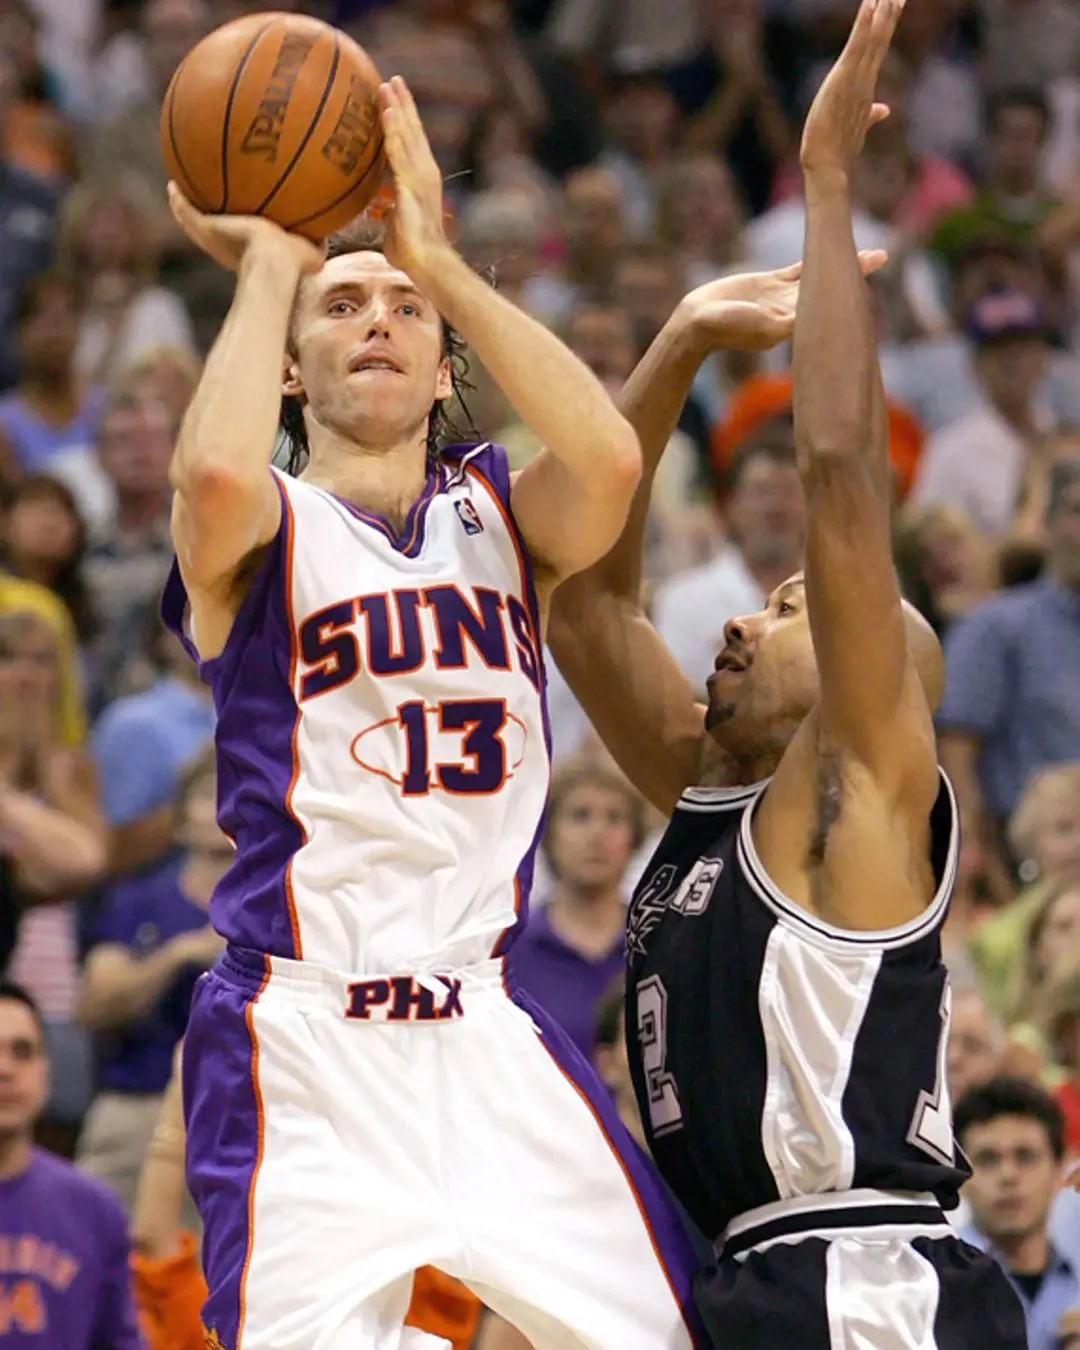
xmin=297 ymin=584 xmax=542 ymax=700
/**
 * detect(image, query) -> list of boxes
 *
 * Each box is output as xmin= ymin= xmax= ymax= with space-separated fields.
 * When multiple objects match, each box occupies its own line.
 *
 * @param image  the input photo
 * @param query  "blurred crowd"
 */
xmin=3 ymin=0 xmax=1080 ymax=1346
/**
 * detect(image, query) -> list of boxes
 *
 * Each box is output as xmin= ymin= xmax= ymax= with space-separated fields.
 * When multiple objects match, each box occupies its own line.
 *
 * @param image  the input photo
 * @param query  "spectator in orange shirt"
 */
xmin=710 ymin=368 xmax=925 ymax=501
xmin=130 ymin=1047 xmax=483 ymax=1350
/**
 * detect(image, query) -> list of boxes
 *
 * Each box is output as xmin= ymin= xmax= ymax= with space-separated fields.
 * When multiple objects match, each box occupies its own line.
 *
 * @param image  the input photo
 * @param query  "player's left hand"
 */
xmin=800 ymin=0 xmax=905 ymax=183
xmin=679 ymin=250 xmax=887 ymax=351
xmin=378 ymin=76 xmax=450 ymax=281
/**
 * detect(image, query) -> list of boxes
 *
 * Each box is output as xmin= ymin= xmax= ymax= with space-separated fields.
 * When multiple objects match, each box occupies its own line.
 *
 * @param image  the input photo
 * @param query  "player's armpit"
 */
xmin=509 ymin=439 xmax=641 ymax=585
xmin=170 ymin=466 xmax=281 ymax=595
xmin=548 ymin=581 xmax=706 ymax=815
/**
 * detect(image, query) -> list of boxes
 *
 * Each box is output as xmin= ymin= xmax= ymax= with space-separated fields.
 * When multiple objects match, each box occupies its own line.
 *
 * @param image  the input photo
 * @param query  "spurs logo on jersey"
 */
xmin=627 ymin=857 xmax=722 ymax=957
xmin=161 ymin=443 xmax=552 ymax=974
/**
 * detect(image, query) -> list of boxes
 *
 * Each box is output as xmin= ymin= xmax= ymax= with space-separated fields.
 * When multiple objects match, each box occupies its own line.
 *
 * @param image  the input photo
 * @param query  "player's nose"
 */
xmin=723 ymin=616 xmax=751 ymax=649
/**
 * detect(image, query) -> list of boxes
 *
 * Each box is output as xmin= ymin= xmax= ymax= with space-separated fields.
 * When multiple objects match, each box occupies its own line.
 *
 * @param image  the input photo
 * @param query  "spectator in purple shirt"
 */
xmin=511 ymin=762 xmax=645 ymax=1060
xmin=0 ymin=979 xmax=142 ymax=1349
xmin=74 ymin=748 xmax=226 ymax=1213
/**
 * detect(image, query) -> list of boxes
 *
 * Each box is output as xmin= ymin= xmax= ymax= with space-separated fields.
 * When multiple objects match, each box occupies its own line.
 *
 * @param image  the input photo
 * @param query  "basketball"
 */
xmin=160 ymin=12 xmax=386 ymax=242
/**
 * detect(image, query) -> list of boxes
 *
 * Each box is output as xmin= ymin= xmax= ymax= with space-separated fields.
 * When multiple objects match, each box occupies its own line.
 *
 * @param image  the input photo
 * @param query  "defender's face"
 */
xmin=287 ymin=252 xmax=452 ymax=451
xmin=0 ymin=998 xmax=47 ymax=1138
xmin=962 ymin=1115 xmax=1059 ymax=1245
xmin=705 ymin=575 xmax=818 ymax=750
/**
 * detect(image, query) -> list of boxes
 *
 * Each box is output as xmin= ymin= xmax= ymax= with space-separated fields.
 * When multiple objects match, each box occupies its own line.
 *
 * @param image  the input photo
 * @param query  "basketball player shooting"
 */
xmin=549 ymin=2 xmax=1028 ymax=1347
xmin=162 ymin=74 xmax=702 ymax=1350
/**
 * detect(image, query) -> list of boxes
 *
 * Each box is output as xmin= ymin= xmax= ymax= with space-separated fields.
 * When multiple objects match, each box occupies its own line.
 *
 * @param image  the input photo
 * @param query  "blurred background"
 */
xmin=3 ymin=0 xmax=1080 ymax=1345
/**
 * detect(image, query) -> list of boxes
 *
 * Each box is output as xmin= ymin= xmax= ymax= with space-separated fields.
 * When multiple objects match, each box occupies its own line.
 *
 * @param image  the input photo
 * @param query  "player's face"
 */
xmin=946 ymin=992 xmax=999 ymax=1103
xmin=0 ymin=999 xmax=48 ymax=1139
xmin=705 ymin=574 xmax=818 ymax=765
xmin=961 ymin=1115 xmax=1060 ymax=1244
xmin=287 ymin=252 xmax=452 ymax=452
xmin=548 ymin=784 xmax=636 ymax=893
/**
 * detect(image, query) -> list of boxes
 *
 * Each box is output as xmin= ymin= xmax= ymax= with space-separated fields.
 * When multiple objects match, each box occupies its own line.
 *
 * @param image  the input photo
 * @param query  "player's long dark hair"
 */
xmin=279 ymin=218 xmax=477 ymax=476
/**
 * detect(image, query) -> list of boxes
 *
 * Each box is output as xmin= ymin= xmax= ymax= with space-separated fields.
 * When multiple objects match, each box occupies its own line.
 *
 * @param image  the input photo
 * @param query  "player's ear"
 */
xmin=282 ymin=354 xmax=305 ymax=399
xmin=435 ymin=356 xmax=452 ymax=402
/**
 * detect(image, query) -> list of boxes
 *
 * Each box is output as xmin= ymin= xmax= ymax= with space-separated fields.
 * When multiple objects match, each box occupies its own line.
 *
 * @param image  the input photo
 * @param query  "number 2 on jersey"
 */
xmin=637 ymin=976 xmax=683 ymax=1136
xmin=399 ymin=699 xmax=508 ymax=796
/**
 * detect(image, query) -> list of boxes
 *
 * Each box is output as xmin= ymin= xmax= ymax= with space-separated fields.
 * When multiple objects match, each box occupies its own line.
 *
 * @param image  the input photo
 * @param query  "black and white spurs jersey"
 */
xmin=625 ymin=772 xmax=969 ymax=1241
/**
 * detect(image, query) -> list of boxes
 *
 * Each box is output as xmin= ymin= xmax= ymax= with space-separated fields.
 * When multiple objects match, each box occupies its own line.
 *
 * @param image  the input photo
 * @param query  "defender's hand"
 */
xmin=679 ymin=251 xmax=887 ymax=352
xmin=379 ymin=76 xmax=450 ymax=280
xmin=166 ymin=183 xmax=325 ymax=275
xmin=800 ymin=0 xmax=905 ymax=183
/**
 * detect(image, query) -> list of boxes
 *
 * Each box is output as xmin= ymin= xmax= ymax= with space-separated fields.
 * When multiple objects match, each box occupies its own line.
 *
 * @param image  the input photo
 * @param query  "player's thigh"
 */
xmin=183 ymin=968 xmax=437 ymax=1350
xmin=457 ymin=995 xmax=702 ymax=1350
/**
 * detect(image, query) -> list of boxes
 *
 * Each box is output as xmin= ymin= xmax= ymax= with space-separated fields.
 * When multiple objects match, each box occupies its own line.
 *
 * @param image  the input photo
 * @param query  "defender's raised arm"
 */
xmin=793 ymin=0 xmax=939 ymax=808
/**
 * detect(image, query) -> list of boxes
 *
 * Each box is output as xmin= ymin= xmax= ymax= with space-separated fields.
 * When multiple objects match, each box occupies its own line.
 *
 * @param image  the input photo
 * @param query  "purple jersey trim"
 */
xmin=460 ymin=444 xmax=552 ymax=960
xmin=328 ymin=458 xmax=445 ymax=557
xmin=160 ymin=475 xmax=305 ymax=959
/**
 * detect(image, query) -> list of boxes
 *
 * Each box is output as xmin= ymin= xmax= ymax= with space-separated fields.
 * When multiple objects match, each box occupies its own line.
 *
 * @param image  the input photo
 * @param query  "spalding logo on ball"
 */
xmin=160 ymin=11 xmax=386 ymax=241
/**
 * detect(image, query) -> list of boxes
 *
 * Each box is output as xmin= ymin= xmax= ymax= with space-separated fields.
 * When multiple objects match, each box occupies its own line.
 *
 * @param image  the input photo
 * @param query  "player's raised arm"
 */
xmin=793 ymin=0 xmax=939 ymax=803
xmin=377 ymin=76 xmax=639 ymax=588
xmin=166 ymin=188 xmax=324 ymax=633
xmin=550 ymin=262 xmax=879 ymax=813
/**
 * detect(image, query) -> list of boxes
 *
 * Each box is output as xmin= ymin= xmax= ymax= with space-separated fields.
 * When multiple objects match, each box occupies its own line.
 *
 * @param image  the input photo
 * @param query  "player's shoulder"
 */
xmin=442 ymin=441 xmax=510 ymax=487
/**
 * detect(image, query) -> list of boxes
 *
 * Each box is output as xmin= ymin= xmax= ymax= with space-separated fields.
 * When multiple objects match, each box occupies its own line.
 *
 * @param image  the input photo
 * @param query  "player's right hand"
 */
xmin=166 ymin=182 xmax=325 ymax=276
xmin=678 ymin=249 xmax=887 ymax=351
xmin=800 ymin=0 xmax=905 ymax=182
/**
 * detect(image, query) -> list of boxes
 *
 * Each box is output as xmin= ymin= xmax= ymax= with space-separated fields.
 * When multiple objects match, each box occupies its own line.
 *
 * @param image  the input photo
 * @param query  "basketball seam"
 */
xmin=281 ymin=128 xmax=385 ymax=232
xmin=218 ymin=18 xmax=277 ymax=213
xmin=166 ymin=58 xmax=210 ymax=212
xmin=254 ymin=31 xmax=342 ymax=217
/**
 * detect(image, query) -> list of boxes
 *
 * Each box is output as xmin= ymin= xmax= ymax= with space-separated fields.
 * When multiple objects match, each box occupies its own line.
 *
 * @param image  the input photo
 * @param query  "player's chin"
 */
xmin=704 ymin=699 xmax=736 ymax=733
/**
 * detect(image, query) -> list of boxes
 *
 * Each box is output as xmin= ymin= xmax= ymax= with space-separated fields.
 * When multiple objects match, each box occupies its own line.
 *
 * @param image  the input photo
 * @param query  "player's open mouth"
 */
xmin=348 ymin=350 xmax=406 ymax=375
xmin=714 ymin=649 xmax=748 ymax=673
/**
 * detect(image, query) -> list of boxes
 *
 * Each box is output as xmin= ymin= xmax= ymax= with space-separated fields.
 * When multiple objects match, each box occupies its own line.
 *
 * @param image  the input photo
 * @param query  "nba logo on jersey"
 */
xmin=455 ymin=498 xmax=484 ymax=535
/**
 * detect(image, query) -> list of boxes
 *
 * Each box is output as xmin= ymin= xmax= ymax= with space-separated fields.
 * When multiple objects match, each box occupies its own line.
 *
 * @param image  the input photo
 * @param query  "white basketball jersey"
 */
xmin=163 ymin=444 xmax=551 ymax=974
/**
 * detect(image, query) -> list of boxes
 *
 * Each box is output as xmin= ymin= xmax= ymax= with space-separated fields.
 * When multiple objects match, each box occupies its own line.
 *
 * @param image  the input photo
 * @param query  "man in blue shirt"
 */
xmin=957 ymin=1076 xmax=1080 ymax=1350
xmin=939 ymin=459 xmax=1080 ymax=894
xmin=93 ymin=615 xmax=215 ymax=881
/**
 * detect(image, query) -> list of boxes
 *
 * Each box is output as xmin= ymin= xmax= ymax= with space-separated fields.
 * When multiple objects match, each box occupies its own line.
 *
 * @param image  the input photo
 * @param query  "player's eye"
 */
xmin=777 ymin=600 xmax=795 ymax=616
xmin=398 ymin=302 xmax=420 ymax=317
xmin=328 ymin=300 xmax=355 ymax=316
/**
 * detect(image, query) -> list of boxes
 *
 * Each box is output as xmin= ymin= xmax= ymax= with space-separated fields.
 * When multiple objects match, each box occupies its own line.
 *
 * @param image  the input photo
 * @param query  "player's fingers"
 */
xmin=776 ymin=261 xmax=803 ymax=282
xmin=858 ymin=248 xmax=889 ymax=276
xmin=389 ymin=75 xmax=421 ymax=126
xmin=868 ymin=102 xmax=891 ymax=126
xmin=388 ymin=75 xmax=440 ymax=175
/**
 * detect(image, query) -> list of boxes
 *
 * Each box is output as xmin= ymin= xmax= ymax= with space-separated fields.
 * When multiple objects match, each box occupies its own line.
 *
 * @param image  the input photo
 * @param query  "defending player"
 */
xmin=549 ymin=2 xmax=1028 ymax=1346
xmin=163 ymin=76 xmax=701 ymax=1350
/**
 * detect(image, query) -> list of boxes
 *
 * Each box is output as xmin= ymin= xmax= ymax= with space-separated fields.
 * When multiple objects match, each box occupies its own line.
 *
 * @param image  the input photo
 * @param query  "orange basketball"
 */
xmin=160 ymin=12 xmax=386 ymax=242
